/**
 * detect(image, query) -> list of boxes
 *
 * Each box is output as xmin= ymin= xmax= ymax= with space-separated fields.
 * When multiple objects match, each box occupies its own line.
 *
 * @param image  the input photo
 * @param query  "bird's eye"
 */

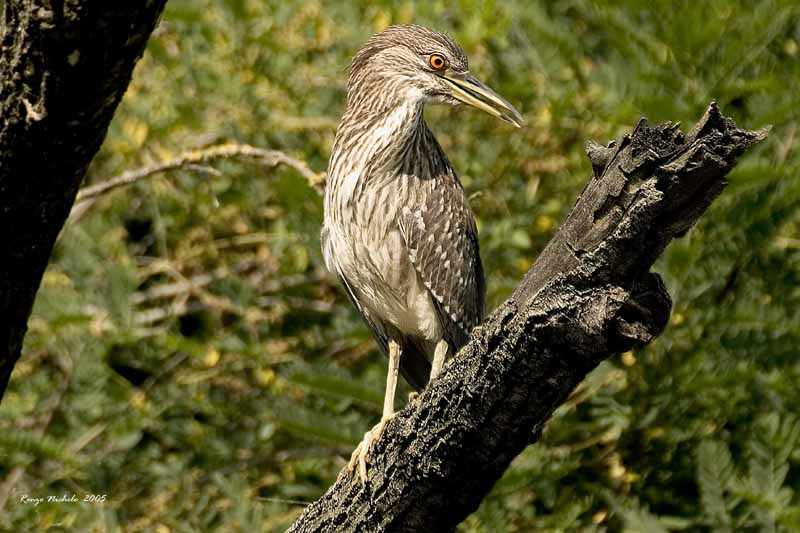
xmin=429 ymin=53 xmax=448 ymax=71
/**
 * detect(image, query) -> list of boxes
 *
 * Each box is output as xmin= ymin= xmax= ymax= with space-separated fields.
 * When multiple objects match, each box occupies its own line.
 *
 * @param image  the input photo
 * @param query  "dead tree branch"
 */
xmin=288 ymin=103 xmax=768 ymax=532
xmin=0 ymin=1 xmax=167 ymax=400
xmin=70 ymin=142 xmax=326 ymax=220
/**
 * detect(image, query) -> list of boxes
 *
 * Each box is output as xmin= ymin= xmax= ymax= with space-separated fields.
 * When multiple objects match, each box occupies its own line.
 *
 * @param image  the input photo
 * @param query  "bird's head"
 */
xmin=347 ymin=24 xmax=523 ymax=128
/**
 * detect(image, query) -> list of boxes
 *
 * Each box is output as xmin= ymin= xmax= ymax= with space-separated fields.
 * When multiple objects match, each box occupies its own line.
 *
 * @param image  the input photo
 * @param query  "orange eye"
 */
xmin=429 ymin=53 xmax=447 ymax=70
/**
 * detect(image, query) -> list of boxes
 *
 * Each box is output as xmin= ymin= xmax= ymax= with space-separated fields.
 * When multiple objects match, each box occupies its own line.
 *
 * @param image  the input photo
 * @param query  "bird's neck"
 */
xmin=329 ymin=94 xmax=429 ymax=180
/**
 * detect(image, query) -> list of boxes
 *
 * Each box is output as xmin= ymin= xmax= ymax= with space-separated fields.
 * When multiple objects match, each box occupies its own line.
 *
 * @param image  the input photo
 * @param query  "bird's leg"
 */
xmin=429 ymin=339 xmax=449 ymax=382
xmin=348 ymin=339 xmax=401 ymax=482
xmin=383 ymin=339 xmax=401 ymax=418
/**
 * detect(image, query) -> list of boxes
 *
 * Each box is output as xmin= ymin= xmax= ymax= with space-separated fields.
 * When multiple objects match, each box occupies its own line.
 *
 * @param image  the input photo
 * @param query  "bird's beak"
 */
xmin=440 ymin=71 xmax=524 ymax=128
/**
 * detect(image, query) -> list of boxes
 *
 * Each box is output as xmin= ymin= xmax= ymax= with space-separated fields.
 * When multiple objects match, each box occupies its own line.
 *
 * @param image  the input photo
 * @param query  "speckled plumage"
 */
xmin=321 ymin=25 xmax=486 ymax=391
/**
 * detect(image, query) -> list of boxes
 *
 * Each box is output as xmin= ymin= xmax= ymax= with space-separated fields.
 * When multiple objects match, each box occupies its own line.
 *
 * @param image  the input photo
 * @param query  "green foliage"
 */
xmin=695 ymin=413 xmax=800 ymax=531
xmin=1 ymin=0 xmax=798 ymax=531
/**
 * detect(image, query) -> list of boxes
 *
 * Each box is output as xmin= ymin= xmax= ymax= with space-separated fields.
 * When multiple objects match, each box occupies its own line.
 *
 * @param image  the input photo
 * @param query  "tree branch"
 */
xmin=69 ymin=142 xmax=326 ymax=221
xmin=288 ymin=103 xmax=768 ymax=532
xmin=0 ymin=1 xmax=167 ymax=400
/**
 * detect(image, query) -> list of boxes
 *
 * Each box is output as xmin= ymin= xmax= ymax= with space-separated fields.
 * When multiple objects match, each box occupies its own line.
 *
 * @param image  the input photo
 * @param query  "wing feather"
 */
xmin=399 ymin=175 xmax=485 ymax=351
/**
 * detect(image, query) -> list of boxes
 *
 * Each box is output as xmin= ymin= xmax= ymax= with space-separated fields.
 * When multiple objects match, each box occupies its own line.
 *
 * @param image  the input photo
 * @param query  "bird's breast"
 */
xmin=322 ymin=187 xmax=443 ymax=343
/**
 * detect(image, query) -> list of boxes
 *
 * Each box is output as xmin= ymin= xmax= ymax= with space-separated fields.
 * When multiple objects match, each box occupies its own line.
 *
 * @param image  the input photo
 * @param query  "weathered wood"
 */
xmin=288 ymin=103 xmax=767 ymax=532
xmin=0 ymin=0 xmax=167 ymax=399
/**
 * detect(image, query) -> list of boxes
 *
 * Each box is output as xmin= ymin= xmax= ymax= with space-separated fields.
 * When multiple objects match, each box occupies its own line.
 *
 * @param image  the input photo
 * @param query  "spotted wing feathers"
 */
xmin=399 ymin=179 xmax=485 ymax=349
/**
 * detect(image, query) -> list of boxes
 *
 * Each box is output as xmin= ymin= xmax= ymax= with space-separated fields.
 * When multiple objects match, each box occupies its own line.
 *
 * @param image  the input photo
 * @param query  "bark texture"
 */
xmin=0 ymin=0 xmax=167 ymax=399
xmin=289 ymin=104 xmax=767 ymax=532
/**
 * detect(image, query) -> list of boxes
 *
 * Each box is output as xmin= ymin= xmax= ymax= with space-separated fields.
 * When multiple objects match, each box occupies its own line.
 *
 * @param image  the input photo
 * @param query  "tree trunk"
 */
xmin=0 ymin=0 xmax=167 ymax=399
xmin=288 ymin=104 xmax=767 ymax=532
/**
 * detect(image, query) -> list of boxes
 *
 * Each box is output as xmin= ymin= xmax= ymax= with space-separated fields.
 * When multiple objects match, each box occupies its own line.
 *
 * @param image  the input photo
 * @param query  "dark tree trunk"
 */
xmin=288 ymin=104 xmax=767 ymax=532
xmin=0 ymin=0 xmax=167 ymax=399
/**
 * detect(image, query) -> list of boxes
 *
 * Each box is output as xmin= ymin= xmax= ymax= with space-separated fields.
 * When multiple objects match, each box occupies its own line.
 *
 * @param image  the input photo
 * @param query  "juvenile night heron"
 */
xmin=321 ymin=24 xmax=522 ymax=480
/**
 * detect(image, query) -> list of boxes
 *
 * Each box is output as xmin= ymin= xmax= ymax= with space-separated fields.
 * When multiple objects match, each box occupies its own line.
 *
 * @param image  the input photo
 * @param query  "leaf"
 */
xmin=604 ymin=490 xmax=669 ymax=533
xmin=696 ymin=439 xmax=734 ymax=531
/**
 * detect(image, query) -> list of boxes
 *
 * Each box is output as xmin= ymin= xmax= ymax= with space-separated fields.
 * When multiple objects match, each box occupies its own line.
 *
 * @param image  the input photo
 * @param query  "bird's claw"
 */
xmin=348 ymin=417 xmax=389 ymax=483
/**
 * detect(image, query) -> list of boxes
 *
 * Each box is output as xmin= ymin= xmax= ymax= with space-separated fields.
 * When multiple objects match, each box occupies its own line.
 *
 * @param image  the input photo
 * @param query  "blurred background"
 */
xmin=1 ymin=0 xmax=798 ymax=531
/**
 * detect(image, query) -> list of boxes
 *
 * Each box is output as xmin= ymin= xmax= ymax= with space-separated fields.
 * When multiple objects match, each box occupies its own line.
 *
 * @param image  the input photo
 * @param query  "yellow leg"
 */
xmin=429 ymin=339 xmax=449 ymax=382
xmin=383 ymin=339 xmax=400 ymax=418
xmin=348 ymin=339 xmax=401 ymax=482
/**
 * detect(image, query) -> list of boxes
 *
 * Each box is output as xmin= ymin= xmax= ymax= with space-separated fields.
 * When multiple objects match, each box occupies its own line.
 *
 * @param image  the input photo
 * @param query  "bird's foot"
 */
xmin=348 ymin=415 xmax=393 ymax=483
xmin=408 ymin=391 xmax=420 ymax=404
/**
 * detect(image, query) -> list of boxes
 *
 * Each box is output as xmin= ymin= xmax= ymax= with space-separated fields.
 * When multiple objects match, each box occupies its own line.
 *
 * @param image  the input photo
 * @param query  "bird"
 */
xmin=320 ymin=24 xmax=522 ymax=481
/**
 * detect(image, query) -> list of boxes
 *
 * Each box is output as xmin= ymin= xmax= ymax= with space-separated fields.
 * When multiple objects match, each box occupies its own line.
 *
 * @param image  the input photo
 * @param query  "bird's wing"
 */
xmin=399 ymin=177 xmax=485 ymax=350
